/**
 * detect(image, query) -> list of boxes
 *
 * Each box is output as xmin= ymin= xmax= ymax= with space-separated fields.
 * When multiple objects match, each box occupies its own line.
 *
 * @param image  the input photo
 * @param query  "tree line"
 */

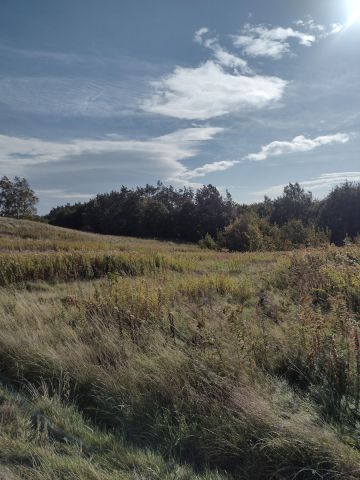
xmin=45 ymin=180 xmax=360 ymax=251
xmin=1 ymin=175 xmax=359 ymax=251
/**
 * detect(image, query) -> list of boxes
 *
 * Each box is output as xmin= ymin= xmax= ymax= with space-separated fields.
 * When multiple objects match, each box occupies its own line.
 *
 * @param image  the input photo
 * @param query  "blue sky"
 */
xmin=0 ymin=0 xmax=359 ymax=213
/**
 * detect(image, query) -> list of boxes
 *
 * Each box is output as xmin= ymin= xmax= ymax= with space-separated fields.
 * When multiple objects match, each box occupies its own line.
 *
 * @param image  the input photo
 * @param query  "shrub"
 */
xmin=222 ymin=214 xmax=264 ymax=252
xmin=198 ymin=233 xmax=218 ymax=250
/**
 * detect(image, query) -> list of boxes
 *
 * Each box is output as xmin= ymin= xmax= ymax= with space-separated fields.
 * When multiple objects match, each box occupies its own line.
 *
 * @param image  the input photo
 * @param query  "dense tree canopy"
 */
xmin=319 ymin=182 xmax=360 ymax=245
xmin=46 ymin=181 xmax=360 ymax=251
xmin=47 ymin=183 xmax=236 ymax=243
xmin=270 ymin=182 xmax=316 ymax=226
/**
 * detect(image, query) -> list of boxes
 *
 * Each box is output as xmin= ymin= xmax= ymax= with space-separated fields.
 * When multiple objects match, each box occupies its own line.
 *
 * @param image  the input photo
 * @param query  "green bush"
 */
xmin=222 ymin=214 xmax=264 ymax=252
xmin=198 ymin=233 xmax=218 ymax=250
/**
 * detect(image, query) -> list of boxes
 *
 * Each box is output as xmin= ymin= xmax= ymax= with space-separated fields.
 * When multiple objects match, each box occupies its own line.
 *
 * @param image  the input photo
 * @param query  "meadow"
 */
xmin=1 ymin=217 xmax=360 ymax=479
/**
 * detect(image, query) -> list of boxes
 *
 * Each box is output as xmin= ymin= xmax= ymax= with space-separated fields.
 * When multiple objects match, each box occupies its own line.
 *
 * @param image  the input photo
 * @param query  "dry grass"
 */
xmin=0 ymin=218 xmax=360 ymax=479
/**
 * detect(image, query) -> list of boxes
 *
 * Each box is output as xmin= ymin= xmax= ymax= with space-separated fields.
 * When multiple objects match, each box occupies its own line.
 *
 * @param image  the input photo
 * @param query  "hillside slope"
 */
xmin=0 ymin=218 xmax=360 ymax=479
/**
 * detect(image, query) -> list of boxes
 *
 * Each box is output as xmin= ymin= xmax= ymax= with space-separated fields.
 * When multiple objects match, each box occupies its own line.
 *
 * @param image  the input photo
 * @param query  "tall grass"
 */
xmin=0 ymin=218 xmax=360 ymax=478
xmin=0 ymin=251 xmax=190 ymax=285
xmin=0 ymin=381 xmax=227 ymax=479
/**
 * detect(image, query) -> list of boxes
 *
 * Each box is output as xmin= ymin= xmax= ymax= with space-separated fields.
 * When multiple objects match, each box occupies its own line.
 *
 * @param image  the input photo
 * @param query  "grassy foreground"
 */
xmin=1 ymin=218 xmax=360 ymax=478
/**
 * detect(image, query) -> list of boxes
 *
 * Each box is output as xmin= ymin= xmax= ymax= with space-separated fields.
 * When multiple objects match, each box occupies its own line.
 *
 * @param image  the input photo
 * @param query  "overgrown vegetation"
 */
xmin=1 ymin=218 xmax=360 ymax=478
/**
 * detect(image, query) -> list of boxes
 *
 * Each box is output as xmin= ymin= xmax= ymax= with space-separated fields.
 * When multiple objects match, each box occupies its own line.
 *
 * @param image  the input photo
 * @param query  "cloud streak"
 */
xmin=246 ymin=133 xmax=350 ymax=161
xmin=37 ymin=189 xmax=94 ymax=200
xmin=0 ymin=76 xmax=136 ymax=118
xmin=0 ymin=127 xmax=223 ymax=181
xmin=255 ymin=172 xmax=360 ymax=198
xmin=175 ymin=159 xmax=240 ymax=180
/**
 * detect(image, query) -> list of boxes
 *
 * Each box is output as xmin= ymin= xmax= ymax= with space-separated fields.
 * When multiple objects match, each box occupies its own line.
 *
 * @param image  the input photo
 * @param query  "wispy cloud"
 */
xmin=174 ymin=159 xmax=240 ymax=180
xmin=295 ymin=17 xmax=343 ymax=38
xmin=0 ymin=75 xmax=144 ymax=118
xmin=193 ymin=27 xmax=210 ymax=44
xmin=0 ymin=127 xmax=223 ymax=181
xmin=301 ymin=172 xmax=360 ymax=189
xmin=255 ymin=172 xmax=360 ymax=198
xmin=194 ymin=27 xmax=251 ymax=73
xmin=232 ymin=26 xmax=315 ymax=59
xmin=0 ymin=45 xmax=91 ymax=65
xmin=246 ymin=133 xmax=350 ymax=161
xmin=37 ymin=189 xmax=93 ymax=200
xmin=232 ymin=18 xmax=343 ymax=59
xmin=0 ymin=45 xmax=158 ymax=119
xmin=0 ymin=127 xmax=244 ymax=193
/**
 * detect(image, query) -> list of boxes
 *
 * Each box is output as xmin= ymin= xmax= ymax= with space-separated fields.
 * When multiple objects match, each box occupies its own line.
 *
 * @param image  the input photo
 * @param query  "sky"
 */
xmin=0 ymin=0 xmax=359 ymax=214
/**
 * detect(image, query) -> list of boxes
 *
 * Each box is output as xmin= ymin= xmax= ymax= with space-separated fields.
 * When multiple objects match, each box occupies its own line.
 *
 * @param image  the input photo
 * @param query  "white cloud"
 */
xmin=301 ymin=172 xmax=360 ymax=189
xmin=329 ymin=24 xmax=344 ymax=34
xmin=211 ymin=47 xmax=250 ymax=72
xmin=176 ymin=160 xmax=240 ymax=180
xmin=194 ymin=27 xmax=210 ymax=44
xmin=295 ymin=18 xmax=343 ymax=37
xmin=0 ymin=127 xmax=242 ymax=189
xmin=246 ymin=133 xmax=350 ymax=161
xmin=232 ymin=25 xmax=315 ymax=59
xmin=142 ymin=60 xmax=287 ymax=120
xmin=193 ymin=27 xmax=251 ymax=73
xmin=0 ymin=126 xmax=223 ymax=181
xmin=255 ymin=172 xmax=360 ymax=198
xmin=232 ymin=34 xmax=290 ymax=59
xmin=142 ymin=26 xmax=288 ymax=120
xmin=232 ymin=19 xmax=343 ymax=59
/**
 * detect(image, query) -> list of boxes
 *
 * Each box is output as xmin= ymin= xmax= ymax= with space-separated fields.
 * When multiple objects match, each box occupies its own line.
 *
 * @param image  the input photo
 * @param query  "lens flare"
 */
xmin=347 ymin=0 xmax=360 ymax=26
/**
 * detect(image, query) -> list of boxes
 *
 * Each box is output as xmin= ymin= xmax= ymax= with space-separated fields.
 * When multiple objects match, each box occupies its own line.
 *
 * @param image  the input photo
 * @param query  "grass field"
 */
xmin=1 ymin=218 xmax=360 ymax=479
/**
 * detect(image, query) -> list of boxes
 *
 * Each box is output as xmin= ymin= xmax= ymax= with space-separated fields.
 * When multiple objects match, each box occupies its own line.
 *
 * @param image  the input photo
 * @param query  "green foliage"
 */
xmin=270 ymin=182 xmax=315 ymax=226
xmin=45 ymin=179 xmax=360 ymax=252
xmin=222 ymin=214 xmax=328 ymax=252
xmin=222 ymin=214 xmax=264 ymax=252
xmin=0 ymin=176 xmax=38 ymax=218
xmin=319 ymin=182 xmax=360 ymax=245
xmin=198 ymin=233 xmax=218 ymax=250
xmin=47 ymin=183 xmax=236 ymax=243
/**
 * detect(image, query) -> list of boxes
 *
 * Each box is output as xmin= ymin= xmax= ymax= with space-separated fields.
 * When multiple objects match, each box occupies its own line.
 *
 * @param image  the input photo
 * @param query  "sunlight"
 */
xmin=346 ymin=0 xmax=360 ymax=26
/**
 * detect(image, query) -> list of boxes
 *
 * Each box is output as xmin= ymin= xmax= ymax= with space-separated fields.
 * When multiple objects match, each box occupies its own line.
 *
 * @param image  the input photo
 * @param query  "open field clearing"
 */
xmin=1 ymin=219 xmax=360 ymax=479
xmin=3 ymin=0 xmax=360 ymax=476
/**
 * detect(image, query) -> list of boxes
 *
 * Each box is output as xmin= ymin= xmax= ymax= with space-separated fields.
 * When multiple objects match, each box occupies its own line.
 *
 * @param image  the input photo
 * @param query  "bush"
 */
xmin=198 ymin=233 xmax=218 ymax=250
xmin=222 ymin=214 xmax=264 ymax=252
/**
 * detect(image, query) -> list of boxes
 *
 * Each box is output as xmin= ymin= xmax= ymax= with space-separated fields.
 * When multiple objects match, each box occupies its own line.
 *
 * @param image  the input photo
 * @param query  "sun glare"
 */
xmin=347 ymin=0 xmax=360 ymax=26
